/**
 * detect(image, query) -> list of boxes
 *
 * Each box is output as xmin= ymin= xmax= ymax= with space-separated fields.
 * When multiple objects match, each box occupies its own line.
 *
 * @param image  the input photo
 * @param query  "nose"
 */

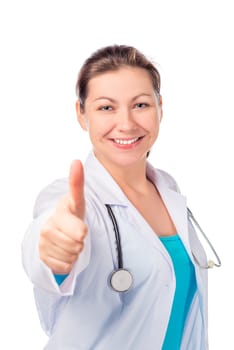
xmin=117 ymin=108 xmax=137 ymax=132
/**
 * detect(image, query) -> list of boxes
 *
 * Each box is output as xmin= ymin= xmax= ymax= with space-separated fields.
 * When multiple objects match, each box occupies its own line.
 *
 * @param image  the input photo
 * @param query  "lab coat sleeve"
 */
xmin=21 ymin=178 xmax=91 ymax=296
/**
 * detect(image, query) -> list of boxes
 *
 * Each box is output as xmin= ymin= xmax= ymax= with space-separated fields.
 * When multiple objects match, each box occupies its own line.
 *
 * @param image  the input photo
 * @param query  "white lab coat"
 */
xmin=22 ymin=151 xmax=208 ymax=350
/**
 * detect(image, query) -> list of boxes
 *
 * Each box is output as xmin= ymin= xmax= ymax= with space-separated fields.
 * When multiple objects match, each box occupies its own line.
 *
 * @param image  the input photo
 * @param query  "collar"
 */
xmin=84 ymin=150 xmax=180 ymax=206
xmin=84 ymin=150 xmax=129 ymax=206
xmin=84 ymin=150 xmax=191 ymax=260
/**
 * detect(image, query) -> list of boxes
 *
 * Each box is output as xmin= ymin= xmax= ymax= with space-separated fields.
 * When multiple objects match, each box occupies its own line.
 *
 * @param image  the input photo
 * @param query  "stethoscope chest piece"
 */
xmin=110 ymin=269 xmax=133 ymax=292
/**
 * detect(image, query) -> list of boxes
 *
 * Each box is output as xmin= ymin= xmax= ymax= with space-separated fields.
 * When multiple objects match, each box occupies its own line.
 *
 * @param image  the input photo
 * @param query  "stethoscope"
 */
xmin=105 ymin=204 xmax=221 ymax=293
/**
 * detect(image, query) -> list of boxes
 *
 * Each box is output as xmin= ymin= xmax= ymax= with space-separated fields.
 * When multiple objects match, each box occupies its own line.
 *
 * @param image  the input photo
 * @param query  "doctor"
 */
xmin=22 ymin=45 xmax=208 ymax=349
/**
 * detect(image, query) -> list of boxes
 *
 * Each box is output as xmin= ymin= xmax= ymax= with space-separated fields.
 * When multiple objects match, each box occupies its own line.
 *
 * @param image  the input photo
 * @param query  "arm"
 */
xmin=21 ymin=162 xmax=91 ymax=296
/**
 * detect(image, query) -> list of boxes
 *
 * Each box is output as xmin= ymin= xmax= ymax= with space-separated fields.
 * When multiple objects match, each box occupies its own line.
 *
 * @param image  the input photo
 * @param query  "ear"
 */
xmin=158 ymin=95 xmax=163 ymax=122
xmin=76 ymin=100 xmax=88 ymax=131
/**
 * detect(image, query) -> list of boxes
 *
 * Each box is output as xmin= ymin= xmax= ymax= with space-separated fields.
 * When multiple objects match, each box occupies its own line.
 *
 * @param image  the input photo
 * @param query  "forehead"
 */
xmin=86 ymin=67 xmax=154 ymax=100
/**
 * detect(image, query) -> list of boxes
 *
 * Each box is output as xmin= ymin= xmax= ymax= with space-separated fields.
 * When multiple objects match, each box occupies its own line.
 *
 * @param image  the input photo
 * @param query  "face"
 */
xmin=76 ymin=66 xmax=163 ymax=171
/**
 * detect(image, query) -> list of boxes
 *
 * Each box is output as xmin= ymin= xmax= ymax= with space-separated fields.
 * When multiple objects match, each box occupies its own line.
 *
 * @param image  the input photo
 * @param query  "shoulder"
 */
xmin=33 ymin=178 xmax=68 ymax=218
xmin=32 ymin=177 xmax=97 ymax=220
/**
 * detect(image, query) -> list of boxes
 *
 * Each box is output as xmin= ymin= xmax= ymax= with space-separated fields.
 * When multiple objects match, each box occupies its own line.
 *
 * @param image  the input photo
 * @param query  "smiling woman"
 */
xmin=22 ymin=45 xmax=209 ymax=350
xmin=76 ymin=66 xmax=162 ymax=171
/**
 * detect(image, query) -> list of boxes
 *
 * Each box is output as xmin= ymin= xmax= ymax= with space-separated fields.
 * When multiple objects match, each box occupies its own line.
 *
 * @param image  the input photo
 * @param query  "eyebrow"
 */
xmin=93 ymin=93 xmax=152 ymax=103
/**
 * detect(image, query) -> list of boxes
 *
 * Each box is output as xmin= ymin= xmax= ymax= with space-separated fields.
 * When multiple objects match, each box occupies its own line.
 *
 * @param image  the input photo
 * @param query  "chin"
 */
xmin=105 ymin=152 xmax=147 ymax=168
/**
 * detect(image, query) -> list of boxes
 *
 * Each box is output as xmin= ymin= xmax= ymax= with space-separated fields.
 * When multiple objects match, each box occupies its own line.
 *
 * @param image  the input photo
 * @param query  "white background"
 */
xmin=0 ymin=0 xmax=233 ymax=348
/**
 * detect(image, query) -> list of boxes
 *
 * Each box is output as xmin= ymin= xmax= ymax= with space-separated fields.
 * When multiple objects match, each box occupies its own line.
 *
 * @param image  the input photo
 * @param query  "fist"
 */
xmin=39 ymin=160 xmax=87 ymax=274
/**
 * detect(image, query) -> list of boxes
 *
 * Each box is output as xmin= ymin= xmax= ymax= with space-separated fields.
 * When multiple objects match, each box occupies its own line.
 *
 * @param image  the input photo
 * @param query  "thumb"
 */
xmin=68 ymin=160 xmax=85 ymax=219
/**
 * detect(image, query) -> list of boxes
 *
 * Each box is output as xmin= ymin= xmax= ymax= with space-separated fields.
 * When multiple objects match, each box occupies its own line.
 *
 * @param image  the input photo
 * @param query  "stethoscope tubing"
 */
xmin=105 ymin=204 xmax=123 ymax=269
xmin=105 ymin=204 xmax=133 ymax=292
xmin=187 ymin=208 xmax=222 ymax=268
xmin=105 ymin=204 xmax=221 ymax=292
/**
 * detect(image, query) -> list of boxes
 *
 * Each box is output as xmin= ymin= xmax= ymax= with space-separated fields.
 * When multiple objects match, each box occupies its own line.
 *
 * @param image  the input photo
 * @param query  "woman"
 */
xmin=22 ymin=45 xmax=208 ymax=349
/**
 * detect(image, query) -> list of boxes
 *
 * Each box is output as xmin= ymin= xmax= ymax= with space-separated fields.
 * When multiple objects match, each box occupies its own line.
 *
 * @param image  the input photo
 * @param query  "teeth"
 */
xmin=114 ymin=137 xmax=139 ymax=145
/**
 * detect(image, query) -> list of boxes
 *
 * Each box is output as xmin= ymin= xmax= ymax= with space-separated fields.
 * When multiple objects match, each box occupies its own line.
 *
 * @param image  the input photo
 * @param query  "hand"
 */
xmin=39 ymin=160 xmax=88 ymax=274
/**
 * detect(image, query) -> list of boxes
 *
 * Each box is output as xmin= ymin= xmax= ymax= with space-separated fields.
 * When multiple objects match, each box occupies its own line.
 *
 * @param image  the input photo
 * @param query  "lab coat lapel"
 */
xmin=156 ymin=176 xmax=193 ymax=261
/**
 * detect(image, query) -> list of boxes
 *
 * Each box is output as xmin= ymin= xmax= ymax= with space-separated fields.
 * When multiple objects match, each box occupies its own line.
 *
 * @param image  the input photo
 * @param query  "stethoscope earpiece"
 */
xmin=207 ymin=260 xmax=215 ymax=268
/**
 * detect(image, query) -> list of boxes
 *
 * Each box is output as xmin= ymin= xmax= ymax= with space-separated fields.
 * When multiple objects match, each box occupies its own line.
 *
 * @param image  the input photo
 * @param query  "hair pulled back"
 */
xmin=76 ymin=45 xmax=161 ymax=111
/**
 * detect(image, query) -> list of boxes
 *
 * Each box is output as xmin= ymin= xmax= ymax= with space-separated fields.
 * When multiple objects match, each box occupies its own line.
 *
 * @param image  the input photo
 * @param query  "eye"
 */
xmin=134 ymin=102 xmax=149 ymax=109
xmin=99 ymin=105 xmax=113 ymax=111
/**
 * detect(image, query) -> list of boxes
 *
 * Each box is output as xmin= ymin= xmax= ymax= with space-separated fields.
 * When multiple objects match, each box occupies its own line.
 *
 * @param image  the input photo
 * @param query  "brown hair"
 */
xmin=75 ymin=45 xmax=161 ymax=111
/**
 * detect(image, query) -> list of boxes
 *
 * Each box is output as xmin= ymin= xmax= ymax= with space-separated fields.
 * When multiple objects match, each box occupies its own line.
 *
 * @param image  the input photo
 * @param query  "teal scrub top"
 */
xmin=159 ymin=234 xmax=197 ymax=349
xmin=55 ymin=234 xmax=197 ymax=349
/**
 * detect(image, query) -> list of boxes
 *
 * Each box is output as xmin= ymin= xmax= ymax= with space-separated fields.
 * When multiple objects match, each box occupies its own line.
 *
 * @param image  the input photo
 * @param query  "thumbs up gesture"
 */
xmin=39 ymin=160 xmax=88 ymax=274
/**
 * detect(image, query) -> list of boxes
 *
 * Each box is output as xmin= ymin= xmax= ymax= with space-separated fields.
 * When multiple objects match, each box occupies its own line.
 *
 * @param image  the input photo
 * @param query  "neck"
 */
xmin=96 ymin=155 xmax=151 ymax=195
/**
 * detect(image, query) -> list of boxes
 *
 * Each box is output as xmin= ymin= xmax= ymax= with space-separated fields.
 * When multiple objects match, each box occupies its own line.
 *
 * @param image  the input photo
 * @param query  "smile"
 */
xmin=113 ymin=137 xmax=141 ymax=145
